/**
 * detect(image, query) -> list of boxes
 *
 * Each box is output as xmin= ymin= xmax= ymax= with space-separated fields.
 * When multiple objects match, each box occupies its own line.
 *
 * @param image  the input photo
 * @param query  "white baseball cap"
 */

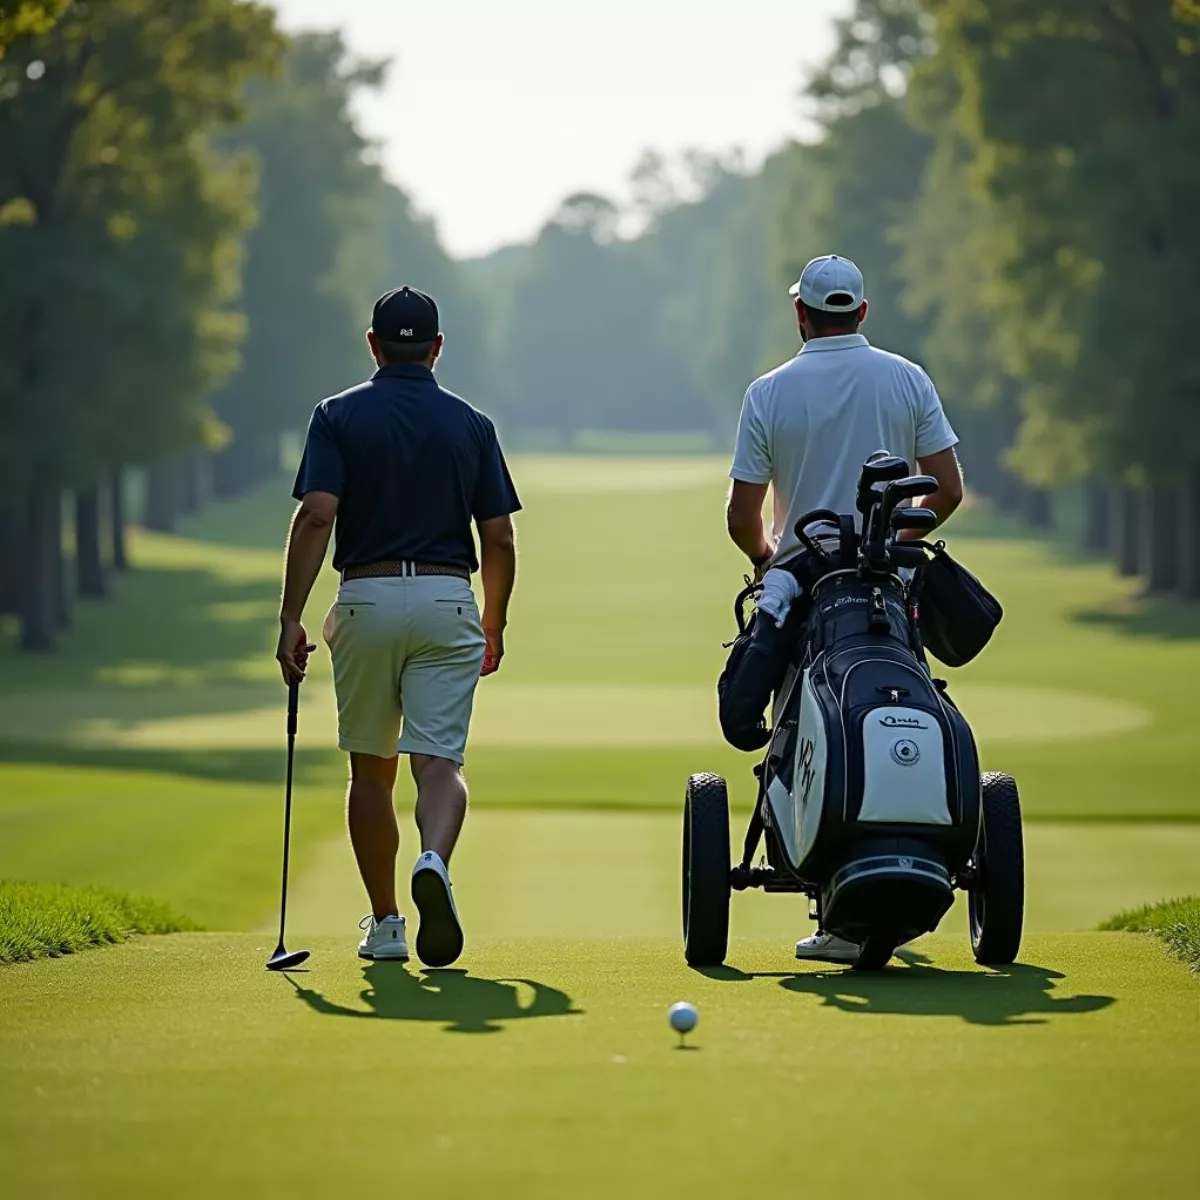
xmin=788 ymin=254 xmax=865 ymax=311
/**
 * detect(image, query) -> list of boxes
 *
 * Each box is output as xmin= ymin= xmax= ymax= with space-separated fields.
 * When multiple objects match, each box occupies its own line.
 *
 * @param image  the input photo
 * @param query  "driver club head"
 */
xmin=856 ymin=455 xmax=910 ymax=516
xmin=890 ymin=506 xmax=938 ymax=533
xmin=876 ymin=475 xmax=937 ymax=530
xmin=266 ymin=946 xmax=310 ymax=972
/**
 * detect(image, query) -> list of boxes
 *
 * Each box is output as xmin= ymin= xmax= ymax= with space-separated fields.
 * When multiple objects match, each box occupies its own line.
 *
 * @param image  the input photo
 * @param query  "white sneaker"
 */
xmin=357 ymin=914 xmax=409 ymax=961
xmin=411 ymin=851 xmax=464 ymax=967
xmin=795 ymin=931 xmax=861 ymax=963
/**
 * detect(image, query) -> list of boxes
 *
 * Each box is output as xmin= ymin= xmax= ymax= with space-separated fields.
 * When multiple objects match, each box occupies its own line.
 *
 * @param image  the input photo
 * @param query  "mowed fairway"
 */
xmin=1 ymin=455 xmax=1198 ymax=1197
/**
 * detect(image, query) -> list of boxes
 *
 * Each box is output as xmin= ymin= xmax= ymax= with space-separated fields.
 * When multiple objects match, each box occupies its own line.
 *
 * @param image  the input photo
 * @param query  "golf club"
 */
xmin=856 ymin=453 xmax=908 ymax=519
xmin=266 ymin=678 xmax=310 ymax=971
xmin=890 ymin=507 xmax=938 ymax=536
xmin=871 ymin=475 xmax=936 ymax=555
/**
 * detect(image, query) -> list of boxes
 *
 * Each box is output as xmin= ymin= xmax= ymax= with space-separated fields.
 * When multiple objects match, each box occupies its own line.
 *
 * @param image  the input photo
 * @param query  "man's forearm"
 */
xmin=479 ymin=540 xmax=516 ymax=632
xmin=728 ymin=517 xmax=773 ymax=564
xmin=280 ymin=509 xmax=333 ymax=622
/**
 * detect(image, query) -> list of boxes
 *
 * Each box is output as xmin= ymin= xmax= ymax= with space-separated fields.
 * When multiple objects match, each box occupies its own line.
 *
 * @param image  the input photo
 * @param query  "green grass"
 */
xmin=3 ymin=458 xmax=1199 ymax=821
xmin=0 ymin=880 xmax=192 ymax=965
xmin=1102 ymin=897 xmax=1200 ymax=971
xmin=0 ymin=932 xmax=1196 ymax=1198
xmin=0 ymin=460 xmax=1197 ymax=1196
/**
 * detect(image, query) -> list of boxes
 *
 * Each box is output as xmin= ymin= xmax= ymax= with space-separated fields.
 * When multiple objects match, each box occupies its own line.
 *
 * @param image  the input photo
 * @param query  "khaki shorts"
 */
xmin=322 ymin=575 xmax=486 ymax=763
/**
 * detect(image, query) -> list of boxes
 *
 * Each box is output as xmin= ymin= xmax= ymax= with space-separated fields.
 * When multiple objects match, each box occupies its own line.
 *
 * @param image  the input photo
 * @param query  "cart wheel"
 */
xmin=853 ymin=934 xmax=898 ymax=971
xmin=683 ymin=773 xmax=731 ymax=967
xmin=969 ymin=772 xmax=1024 ymax=964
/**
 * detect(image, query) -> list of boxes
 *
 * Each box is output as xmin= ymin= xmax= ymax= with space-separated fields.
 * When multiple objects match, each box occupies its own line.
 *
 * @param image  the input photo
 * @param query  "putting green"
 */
xmin=0 ymin=932 xmax=1194 ymax=1198
xmin=0 ymin=679 xmax=1150 ymax=750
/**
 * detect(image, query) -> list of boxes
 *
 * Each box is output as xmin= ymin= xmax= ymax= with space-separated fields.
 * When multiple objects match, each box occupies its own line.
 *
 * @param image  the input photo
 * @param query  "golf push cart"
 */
xmin=684 ymin=454 xmax=1024 ymax=971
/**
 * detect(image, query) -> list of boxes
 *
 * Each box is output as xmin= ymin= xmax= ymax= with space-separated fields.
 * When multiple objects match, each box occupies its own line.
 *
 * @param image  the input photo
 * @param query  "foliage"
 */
xmin=1102 ymin=897 xmax=1200 ymax=971
xmin=0 ymin=879 xmax=194 ymax=964
xmin=0 ymin=0 xmax=67 ymax=56
xmin=919 ymin=0 xmax=1200 ymax=481
xmin=0 ymin=0 xmax=282 ymax=493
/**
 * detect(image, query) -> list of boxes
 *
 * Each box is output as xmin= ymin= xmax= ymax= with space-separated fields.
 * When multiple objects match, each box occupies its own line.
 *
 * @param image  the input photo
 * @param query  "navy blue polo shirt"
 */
xmin=292 ymin=364 xmax=521 ymax=573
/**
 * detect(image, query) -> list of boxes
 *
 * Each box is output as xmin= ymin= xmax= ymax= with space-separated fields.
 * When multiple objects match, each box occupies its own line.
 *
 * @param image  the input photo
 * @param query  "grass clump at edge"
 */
xmin=1101 ymin=896 xmax=1200 ymax=972
xmin=0 ymin=880 xmax=196 ymax=966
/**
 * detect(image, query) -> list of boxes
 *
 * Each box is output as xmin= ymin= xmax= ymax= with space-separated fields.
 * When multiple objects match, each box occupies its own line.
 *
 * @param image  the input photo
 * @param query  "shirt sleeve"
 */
xmin=729 ymin=384 xmax=772 ymax=484
xmin=292 ymin=405 xmax=344 ymax=500
xmin=472 ymin=422 xmax=522 ymax=521
xmin=914 ymin=371 xmax=959 ymax=458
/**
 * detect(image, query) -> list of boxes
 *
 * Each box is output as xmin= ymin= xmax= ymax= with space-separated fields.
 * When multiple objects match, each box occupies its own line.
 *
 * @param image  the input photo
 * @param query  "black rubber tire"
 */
xmin=682 ymin=773 xmax=731 ymax=967
xmin=853 ymin=934 xmax=897 ymax=971
xmin=969 ymin=772 xmax=1025 ymax=964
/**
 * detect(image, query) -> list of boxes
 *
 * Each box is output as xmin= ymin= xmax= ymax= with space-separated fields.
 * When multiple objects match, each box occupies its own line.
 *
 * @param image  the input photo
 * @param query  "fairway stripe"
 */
xmin=0 ymin=682 xmax=1151 ymax=751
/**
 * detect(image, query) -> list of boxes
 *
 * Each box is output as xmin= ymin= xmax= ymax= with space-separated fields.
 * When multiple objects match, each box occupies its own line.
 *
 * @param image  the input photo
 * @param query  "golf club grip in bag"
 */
xmin=915 ymin=542 xmax=1003 ymax=668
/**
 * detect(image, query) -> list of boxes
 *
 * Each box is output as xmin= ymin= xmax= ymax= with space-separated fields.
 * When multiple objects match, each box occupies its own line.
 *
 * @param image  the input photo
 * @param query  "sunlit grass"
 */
xmin=0 ymin=880 xmax=194 ymax=965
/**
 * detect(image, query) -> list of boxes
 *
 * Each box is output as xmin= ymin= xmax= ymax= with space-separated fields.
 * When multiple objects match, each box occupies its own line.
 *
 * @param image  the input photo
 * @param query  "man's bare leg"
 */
xmin=410 ymin=753 xmax=468 ymax=862
xmin=347 ymin=752 xmax=400 ymax=919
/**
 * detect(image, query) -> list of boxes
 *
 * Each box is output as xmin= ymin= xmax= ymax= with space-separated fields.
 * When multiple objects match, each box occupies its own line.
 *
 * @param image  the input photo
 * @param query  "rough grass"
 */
xmin=0 ymin=880 xmax=195 ymax=965
xmin=1101 ymin=897 xmax=1200 ymax=971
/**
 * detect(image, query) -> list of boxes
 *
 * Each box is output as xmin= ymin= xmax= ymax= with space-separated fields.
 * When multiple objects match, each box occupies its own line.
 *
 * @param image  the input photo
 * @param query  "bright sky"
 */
xmin=270 ymin=0 xmax=850 ymax=259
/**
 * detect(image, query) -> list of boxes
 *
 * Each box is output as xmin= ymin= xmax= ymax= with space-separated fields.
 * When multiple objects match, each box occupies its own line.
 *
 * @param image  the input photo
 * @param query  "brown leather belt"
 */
xmin=341 ymin=560 xmax=470 ymax=582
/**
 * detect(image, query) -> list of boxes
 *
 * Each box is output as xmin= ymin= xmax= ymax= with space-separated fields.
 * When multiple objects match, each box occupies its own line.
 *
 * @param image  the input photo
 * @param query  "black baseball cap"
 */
xmin=372 ymin=286 xmax=439 ymax=343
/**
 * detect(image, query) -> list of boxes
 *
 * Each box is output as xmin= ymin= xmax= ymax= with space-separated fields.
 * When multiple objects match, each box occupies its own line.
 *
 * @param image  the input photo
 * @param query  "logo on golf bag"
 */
xmin=797 ymin=737 xmax=817 ymax=804
xmin=881 ymin=714 xmax=926 ymax=729
xmin=890 ymin=738 xmax=920 ymax=766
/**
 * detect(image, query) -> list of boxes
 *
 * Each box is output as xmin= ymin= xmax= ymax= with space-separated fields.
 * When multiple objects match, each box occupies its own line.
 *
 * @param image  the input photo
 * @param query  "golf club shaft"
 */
xmin=276 ymin=679 xmax=300 ymax=950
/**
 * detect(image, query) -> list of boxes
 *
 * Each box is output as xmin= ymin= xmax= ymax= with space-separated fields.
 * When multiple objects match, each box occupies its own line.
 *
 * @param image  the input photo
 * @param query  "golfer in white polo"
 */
xmin=726 ymin=254 xmax=964 ymax=963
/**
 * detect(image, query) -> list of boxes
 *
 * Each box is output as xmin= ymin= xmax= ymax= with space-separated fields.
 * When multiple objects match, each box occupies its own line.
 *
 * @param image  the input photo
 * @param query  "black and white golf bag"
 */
xmin=760 ymin=569 xmax=982 ymax=947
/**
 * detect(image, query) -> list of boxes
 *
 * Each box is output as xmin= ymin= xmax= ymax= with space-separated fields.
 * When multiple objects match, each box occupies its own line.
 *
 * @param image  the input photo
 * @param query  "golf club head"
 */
xmin=876 ymin=476 xmax=937 ymax=532
xmin=890 ymin=506 xmax=938 ymax=534
xmin=856 ymin=454 xmax=909 ymax=516
xmin=265 ymin=947 xmax=310 ymax=971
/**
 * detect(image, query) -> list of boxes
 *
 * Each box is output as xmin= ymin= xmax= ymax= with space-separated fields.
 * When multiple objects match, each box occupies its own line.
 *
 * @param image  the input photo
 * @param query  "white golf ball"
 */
xmin=668 ymin=1001 xmax=699 ymax=1034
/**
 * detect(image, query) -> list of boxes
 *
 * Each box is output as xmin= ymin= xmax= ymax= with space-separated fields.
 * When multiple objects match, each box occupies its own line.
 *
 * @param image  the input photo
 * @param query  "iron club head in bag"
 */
xmin=266 ymin=679 xmax=310 ymax=972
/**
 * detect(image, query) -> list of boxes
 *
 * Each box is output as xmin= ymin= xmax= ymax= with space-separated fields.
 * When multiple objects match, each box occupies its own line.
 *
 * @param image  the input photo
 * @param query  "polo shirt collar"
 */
xmin=799 ymin=333 xmax=870 ymax=354
xmin=373 ymin=363 xmax=435 ymax=381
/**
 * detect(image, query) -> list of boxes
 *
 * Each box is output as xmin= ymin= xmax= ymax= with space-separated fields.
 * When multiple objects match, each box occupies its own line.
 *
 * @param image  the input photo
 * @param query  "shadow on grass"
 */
xmin=287 ymin=963 xmax=582 ymax=1033
xmin=0 ymin=566 xmax=278 ymax=690
xmin=1070 ymin=595 xmax=1200 ymax=642
xmin=0 ymin=741 xmax=345 ymax=788
xmin=696 ymin=955 xmax=1115 ymax=1027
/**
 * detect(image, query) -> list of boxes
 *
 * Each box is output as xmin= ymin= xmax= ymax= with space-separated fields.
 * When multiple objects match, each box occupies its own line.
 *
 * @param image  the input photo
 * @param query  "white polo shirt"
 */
xmin=730 ymin=334 xmax=957 ymax=564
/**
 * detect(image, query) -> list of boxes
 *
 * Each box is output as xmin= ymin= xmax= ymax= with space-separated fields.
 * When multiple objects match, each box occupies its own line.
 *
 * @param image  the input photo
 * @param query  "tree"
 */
xmin=923 ymin=0 xmax=1200 ymax=586
xmin=207 ymin=32 xmax=383 ymax=498
xmin=0 ymin=0 xmax=280 ymax=649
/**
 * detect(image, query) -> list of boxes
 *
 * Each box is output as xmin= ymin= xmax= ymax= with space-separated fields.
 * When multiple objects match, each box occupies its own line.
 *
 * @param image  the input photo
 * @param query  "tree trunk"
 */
xmin=110 ymin=468 xmax=129 ymax=571
xmin=0 ymin=511 xmax=24 ymax=615
xmin=74 ymin=486 xmax=106 ymax=598
xmin=1179 ymin=467 xmax=1200 ymax=601
xmin=1142 ymin=483 xmax=1180 ymax=594
xmin=1023 ymin=487 xmax=1053 ymax=530
xmin=177 ymin=454 xmax=209 ymax=517
xmin=53 ymin=491 xmax=69 ymax=630
xmin=1082 ymin=479 xmax=1110 ymax=554
xmin=1114 ymin=487 xmax=1140 ymax=577
xmin=212 ymin=434 xmax=278 ymax=498
xmin=143 ymin=460 xmax=181 ymax=533
xmin=212 ymin=439 xmax=255 ymax=498
xmin=20 ymin=479 xmax=58 ymax=652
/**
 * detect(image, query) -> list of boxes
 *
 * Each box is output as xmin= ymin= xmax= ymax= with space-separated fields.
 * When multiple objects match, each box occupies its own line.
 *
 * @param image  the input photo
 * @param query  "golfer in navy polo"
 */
xmin=277 ymin=286 xmax=520 ymax=967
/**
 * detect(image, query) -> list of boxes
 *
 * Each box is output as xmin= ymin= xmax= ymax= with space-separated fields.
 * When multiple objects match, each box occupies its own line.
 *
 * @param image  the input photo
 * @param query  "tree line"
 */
xmin=0 ymin=1 xmax=473 ymax=651
xmin=476 ymin=0 xmax=1200 ymax=599
xmin=3 ymin=0 xmax=1197 ymax=657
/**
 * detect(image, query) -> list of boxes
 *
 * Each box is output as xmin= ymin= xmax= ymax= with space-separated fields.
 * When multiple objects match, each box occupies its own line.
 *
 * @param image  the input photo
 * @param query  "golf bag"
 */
xmin=759 ymin=563 xmax=982 ymax=949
